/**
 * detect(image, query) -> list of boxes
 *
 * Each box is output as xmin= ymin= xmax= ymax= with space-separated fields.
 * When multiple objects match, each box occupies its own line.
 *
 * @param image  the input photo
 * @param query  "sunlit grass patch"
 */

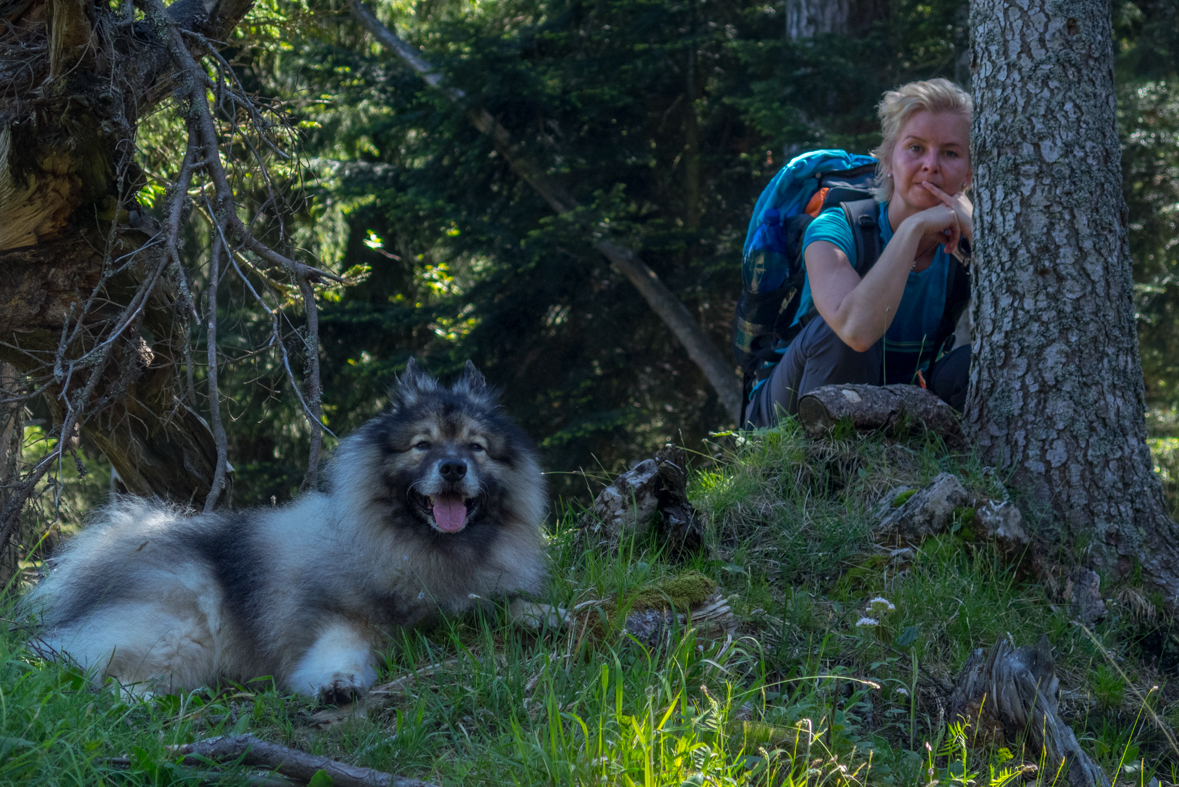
xmin=5 ymin=420 xmax=1179 ymax=784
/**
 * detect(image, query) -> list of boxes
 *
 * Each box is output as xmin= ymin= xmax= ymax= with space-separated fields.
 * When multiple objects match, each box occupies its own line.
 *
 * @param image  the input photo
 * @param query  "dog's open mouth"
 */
xmin=430 ymin=493 xmax=468 ymax=532
xmin=409 ymin=491 xmax=475 ymax=533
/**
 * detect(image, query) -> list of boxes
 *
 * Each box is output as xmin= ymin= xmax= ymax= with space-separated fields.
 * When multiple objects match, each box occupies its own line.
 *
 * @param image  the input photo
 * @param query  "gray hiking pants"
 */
xmin=743 ymin=316 xmax=970 ymax=429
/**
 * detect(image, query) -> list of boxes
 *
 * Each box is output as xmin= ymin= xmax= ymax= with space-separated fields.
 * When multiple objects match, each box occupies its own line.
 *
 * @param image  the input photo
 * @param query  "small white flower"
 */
xmin=855 ymin=617 xmax=879 ymax=628
xmin=417 ymin=591 xmax=425 ymax=600
xmin=468 ymin=593 xmax=481 ymax=600
xmin=867 ymin=597 xmax=895 ymax=613
xmin=895 ymin=687 xmax=909 ymax=697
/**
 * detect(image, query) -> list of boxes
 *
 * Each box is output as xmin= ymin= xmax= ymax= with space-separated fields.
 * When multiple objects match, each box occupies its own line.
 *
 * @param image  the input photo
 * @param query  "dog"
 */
xmin=22 ymin=360 xmax=547 ymax=703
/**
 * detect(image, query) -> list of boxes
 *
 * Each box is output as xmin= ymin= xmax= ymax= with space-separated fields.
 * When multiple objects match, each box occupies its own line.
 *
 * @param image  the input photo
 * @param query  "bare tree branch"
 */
xmin=298 ymin=277 xmax=323 ymax=491
xmin=203 ymin=239 xmax=231 ymax=512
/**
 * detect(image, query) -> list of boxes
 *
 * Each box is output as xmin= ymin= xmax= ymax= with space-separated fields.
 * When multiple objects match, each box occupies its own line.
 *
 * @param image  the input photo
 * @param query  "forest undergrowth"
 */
xmin=4 ymin=419 xmax=1179 ymax=785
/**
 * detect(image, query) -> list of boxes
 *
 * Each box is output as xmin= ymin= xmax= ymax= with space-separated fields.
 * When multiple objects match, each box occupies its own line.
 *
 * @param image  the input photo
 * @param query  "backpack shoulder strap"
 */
xmin=938 ymin=256 xmax=972 ymax=351
xmin=841 ymin=198 xmax=882 ymax=276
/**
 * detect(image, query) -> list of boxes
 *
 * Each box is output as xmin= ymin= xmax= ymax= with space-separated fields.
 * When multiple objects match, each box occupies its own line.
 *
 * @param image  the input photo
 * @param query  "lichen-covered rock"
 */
xmin=874 ymin=486 xmax=915 ymax=520
xmin=975 ymin=500 xmax=1030 ymax=553
xmin=877 ymin=472 xmax=969 ymax=543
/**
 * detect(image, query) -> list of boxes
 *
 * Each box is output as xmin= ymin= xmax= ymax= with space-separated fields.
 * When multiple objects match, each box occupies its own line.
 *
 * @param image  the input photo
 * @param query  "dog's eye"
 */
xmin=414 ymin=441 xmax=431 ymax=450
xmin=468 ymin=443 xmax=485 ymax=453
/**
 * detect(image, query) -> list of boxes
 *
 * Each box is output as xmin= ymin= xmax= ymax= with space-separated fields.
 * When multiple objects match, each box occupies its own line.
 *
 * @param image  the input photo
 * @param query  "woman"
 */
xmin=746 ymin=78 xmax=974 ymax=428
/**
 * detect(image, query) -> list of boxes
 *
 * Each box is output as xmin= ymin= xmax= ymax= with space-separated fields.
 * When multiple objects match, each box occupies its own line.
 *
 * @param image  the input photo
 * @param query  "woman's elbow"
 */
xmin=832 ymin=323 xmax=878 ymax=353
xmin=823 ymin=308 xmax=881 ymax=353
xmin=844 ymin=336 xmax=876 ymax=353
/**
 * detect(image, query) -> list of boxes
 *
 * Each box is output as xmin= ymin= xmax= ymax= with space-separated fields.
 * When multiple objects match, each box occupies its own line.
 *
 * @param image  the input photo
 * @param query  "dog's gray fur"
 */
xmin=22 ymin=361 xmax=547 ymax=702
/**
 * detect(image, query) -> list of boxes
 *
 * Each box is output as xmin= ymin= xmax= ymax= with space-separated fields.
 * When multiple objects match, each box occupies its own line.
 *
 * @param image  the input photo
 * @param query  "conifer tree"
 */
xmin=968 ymin=0 xmax=1179 ymax=596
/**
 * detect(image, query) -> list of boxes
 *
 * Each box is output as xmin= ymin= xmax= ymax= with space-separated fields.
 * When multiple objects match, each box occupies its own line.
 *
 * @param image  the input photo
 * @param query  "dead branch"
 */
xmin=297 ymin=277 xmax=323 ymax=491
xmin=202 ymin=239 xmax=231 ymax=512
xmin=349 ymin=0 xmax=741 ymax=423
xmin=140 ymin=0 xmax=337 ymax=507
xmin=217 ymin=238 xmax=338 ymax=443
xmin=172 ymin=735 xmax=439 ymax=787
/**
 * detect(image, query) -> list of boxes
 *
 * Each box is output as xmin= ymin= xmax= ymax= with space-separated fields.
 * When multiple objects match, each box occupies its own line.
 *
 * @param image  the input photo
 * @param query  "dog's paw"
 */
xmin=314 ymin=673 xmax=371 ymax=706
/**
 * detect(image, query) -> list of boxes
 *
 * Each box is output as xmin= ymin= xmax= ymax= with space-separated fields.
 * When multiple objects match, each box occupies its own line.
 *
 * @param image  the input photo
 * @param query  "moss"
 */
xmin=579 ymin=571 xmax=717 ymax=641
xmin=628 ymin=571 xmax=716 ymax=613
xmin=892 ymin=489 xmax=918 ymax=507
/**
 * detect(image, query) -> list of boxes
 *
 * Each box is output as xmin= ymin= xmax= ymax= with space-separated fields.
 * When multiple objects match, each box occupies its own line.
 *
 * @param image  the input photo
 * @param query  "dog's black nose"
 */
xmin=440 ymin=460 xmax=467 ymax=481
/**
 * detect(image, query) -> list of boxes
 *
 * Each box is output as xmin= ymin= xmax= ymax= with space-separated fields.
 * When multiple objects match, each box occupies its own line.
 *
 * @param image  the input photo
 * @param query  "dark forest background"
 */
xmin=115 ymin=0 xmax=1179 ymax=505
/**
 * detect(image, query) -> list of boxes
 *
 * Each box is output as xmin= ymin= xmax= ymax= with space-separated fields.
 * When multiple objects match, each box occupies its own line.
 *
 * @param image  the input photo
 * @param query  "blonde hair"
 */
xmin=872 ymin=78 xmax=972 ymax=201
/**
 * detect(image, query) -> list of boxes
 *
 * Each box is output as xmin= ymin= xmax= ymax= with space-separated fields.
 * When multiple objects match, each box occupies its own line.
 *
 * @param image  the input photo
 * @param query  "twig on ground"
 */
xmin=170 ymin=734 xmax=440 ymax=787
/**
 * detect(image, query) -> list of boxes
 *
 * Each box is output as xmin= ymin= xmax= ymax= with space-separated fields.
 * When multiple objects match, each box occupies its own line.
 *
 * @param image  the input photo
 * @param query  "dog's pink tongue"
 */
xmin=432 ymin=495 xmax=468 ymax=532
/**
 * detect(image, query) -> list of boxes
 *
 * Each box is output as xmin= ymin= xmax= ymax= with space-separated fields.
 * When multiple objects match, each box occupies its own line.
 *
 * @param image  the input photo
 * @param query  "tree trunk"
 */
xmin=0 ymin=363 xmax=25 ymax=592
xmin=967 ymin=0 xmax=1179 ymax=595
xmin=0 ymin=0 xmax=257 ymax=505
xmin=785 ymin=0 xmax=849 ymax=38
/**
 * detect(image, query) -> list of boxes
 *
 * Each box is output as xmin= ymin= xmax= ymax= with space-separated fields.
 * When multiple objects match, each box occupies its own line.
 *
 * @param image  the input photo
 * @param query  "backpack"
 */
xmin=732 ymin=149 xmax=970 ymax=423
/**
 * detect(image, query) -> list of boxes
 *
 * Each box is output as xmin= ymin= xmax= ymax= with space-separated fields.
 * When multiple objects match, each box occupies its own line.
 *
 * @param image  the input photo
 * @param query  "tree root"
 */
xmin=948 ymin=637 xmax=1110 ymax=787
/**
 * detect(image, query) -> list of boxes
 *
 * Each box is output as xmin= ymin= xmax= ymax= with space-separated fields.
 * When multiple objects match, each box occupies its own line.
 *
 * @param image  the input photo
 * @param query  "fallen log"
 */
xmin=797 ymin=384 xmax=966 ymax=449
xmin=171 ymin=735 xmax=438 ymax=787
xmin=948 ymin=637 xmax=1109 ymax=787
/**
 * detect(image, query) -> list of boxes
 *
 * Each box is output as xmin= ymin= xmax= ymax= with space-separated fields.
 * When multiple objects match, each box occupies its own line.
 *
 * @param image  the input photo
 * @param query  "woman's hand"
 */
xmin=904 ymin=201 xmax=962 ymax=257
xmin=921 ymin=181 xmax=973 ymax=242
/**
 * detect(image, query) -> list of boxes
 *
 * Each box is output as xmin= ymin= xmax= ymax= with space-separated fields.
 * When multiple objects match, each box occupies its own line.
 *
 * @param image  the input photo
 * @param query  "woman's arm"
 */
xmin=806 ymin=203 xmax=961 ymax=352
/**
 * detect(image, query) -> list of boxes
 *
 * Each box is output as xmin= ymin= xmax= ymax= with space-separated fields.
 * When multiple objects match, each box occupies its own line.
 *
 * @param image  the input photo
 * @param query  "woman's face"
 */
xmin=887 ymin=110 xmax=971 ymax=211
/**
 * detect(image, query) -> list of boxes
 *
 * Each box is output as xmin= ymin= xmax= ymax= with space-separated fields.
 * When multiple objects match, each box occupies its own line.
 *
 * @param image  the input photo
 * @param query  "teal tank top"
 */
xmin=794 ymin=201 xmax=953 ymax=385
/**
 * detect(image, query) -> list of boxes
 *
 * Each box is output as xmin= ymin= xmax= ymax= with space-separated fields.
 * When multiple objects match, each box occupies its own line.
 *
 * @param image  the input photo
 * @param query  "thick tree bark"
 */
xmin=0 ymin=0 xmax=258 ymax=504
xmin=350 ymin=0 xmax=742 ymax=423
xmin=0 ymin=363 xmax=25 ymax=591
xmin=967 ymin=0 xmax=1179 ymax=595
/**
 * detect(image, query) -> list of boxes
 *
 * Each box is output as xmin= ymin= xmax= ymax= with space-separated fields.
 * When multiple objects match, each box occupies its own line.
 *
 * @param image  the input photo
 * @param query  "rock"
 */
xmin=874 ymin=486 xmax=914 ymax=519
xmin=877 ymin=472 xmax=969 ymax=543
xmin=975 ymin=500 xmax=1031 ymax=553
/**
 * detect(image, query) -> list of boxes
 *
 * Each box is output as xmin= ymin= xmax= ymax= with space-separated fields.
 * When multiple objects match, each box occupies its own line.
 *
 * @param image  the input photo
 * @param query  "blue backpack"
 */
xmin=733 ymin=151 xmax=879 ymax=379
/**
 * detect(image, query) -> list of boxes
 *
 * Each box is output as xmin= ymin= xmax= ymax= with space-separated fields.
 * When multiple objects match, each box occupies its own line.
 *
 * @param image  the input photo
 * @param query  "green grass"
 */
xmin=4 ymin=420 xmax=1179 ymax=785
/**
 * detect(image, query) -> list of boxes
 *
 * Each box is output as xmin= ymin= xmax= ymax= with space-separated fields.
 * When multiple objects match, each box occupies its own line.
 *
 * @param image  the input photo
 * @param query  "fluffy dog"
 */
xmin=22 ymin=360 xmax=547 ymax=702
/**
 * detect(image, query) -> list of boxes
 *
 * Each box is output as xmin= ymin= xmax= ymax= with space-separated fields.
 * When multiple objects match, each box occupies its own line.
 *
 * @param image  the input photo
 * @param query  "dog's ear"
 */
xmin=457 ymin=360 xmax=486 ymax=391
xmin=391 ymin=357 xmax=438 ymax=409
xmin=452 ymin=360 xmax=495 ymax=404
